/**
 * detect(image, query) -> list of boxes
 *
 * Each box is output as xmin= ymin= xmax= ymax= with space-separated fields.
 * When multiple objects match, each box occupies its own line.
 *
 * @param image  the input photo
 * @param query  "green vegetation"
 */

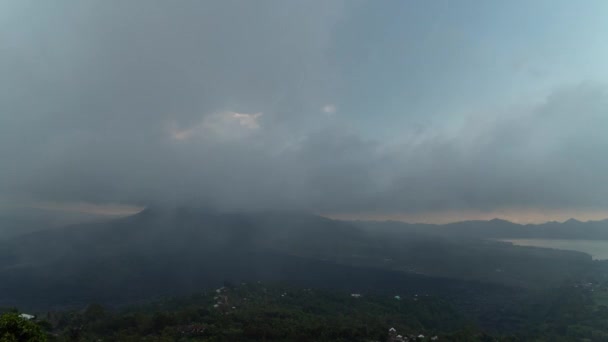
xmin=0 ymin=210 xmax=596 ymax=310
xmin=34 ymin=283 xmax=505 ymax=341
xmin=0 ymin=312 xmax=46 ymax=342
xmin=2 ymin=275 xmax=602 ymax=341
xmin=4 ymin=210 xmax=608 ymax=340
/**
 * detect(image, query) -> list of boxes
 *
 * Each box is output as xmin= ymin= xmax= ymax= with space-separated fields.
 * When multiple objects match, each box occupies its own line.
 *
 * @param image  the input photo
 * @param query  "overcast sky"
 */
xmin=2 ymin=0 xmax=608 ymax=223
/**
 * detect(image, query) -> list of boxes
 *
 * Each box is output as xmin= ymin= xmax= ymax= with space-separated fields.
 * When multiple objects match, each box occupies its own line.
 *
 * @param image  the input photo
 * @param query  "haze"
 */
xmin=2 ymin=0 xmax=608 ymax=223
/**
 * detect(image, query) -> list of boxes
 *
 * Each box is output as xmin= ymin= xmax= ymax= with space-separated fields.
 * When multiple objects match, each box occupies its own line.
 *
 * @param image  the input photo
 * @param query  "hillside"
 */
xmin=0 ymin=207 xmax=595 ymax=311
xmin=355 ymin=217 xmax=608 ymax=240
xmin=10 ymin=283 xmax=495 ymax=341
xmin=10 ymin=279 xmax=608 ymax=341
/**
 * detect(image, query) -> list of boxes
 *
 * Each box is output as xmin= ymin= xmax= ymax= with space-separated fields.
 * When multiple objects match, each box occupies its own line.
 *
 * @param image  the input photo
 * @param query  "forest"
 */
xmin=4 ymin=276 xmax=608 ymax=341
xmin=3 ymin=209 xmax=608 ymax=341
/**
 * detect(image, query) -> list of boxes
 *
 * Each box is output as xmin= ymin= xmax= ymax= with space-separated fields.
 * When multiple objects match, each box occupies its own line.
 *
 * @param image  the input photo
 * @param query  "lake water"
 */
xmin=501 ymin=239 xmax=608 ymax=260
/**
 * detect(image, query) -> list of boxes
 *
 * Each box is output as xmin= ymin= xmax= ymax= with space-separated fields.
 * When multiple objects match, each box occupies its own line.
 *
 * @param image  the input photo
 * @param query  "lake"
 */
xmin=501 ymin=239 xmax=608 ymax=260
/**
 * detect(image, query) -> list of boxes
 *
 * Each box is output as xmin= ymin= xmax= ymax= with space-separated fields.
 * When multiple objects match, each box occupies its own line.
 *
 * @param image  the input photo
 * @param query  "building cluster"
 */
xmin=177 ymin=323 xmax=206 ymax=337
xmin=212 ymin=287 xmax=230 ymax=310
xmin=387 ymin=327 xmax=438 ymax=341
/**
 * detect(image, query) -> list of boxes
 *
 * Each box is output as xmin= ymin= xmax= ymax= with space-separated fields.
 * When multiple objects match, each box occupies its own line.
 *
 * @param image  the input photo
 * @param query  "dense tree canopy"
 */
xmin=0 ymin=313 xmax=46 ymax=342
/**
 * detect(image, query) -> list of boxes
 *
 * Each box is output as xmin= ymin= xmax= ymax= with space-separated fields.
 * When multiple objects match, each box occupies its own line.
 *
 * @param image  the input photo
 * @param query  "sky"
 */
xmin=1 ymin=0 xmax=608 ymax=223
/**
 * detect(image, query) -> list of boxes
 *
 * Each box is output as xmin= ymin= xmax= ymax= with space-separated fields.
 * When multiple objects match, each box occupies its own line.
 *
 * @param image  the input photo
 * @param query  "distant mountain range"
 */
xmin=353 ymin=216 xmax=608 ymax=240
xmin=0 ymin=206 xmax=600 ymax=309
xmin=0 ymin=207 xmax=117 ymax=240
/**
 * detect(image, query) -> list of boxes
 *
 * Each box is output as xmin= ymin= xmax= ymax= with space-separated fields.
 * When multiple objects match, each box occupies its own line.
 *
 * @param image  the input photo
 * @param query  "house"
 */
xmin=351 ymin=293 xmax=361 ymax=298
xmin=394 ymin=295 xmax=401 ymax=300
xmin=431 ymin=336 xmax=438 ymax=341
xmin=387 ymin=328 xmax=398 ymax=342
xmin=418 ymin=334 xmax=425 ymax=339
xmin=19 ymin=313 xmax=35 ymax=320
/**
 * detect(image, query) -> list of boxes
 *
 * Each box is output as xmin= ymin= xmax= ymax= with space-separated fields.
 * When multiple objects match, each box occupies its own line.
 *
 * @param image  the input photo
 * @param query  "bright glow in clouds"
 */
xmin=170 ymin=111 xmax=263 ymax=141
xmin=322 ymin=104 xmax=337 ymax=114
xmin=231 ymin=112 xmax=263 ymax=129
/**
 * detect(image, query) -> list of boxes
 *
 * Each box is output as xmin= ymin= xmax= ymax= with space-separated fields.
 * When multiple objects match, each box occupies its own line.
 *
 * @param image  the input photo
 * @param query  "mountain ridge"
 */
xmin=351 ymin=215 xmax=608 ymax=240
xmin=0 ymin=206 xmax=596 ymax=309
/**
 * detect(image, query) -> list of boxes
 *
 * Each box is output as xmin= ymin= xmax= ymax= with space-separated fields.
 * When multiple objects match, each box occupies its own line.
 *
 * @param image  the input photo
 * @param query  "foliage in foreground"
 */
xmin=8 ymin=277 xmax=608 ymax=341
xmin=0 ymin=313 xmax=46 ymax=342
xmin=33 ymin=283 xmax=513 ymax=341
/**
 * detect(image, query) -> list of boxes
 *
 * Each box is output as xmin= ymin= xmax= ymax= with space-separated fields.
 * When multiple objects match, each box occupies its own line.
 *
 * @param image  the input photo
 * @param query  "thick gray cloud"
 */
xmin=378 ymin=83 xmax=608 ymax=213
xmin=0 ymin=0 xmax=344 ymax=204
xmin=1 ymin=1 xmax=608 ymax=217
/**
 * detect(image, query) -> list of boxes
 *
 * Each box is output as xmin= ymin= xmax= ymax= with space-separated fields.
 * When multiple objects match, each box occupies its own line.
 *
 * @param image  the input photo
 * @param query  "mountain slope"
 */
xmin=0 ymin=207 xmax=594 ymax=309
xmin=354 ymin=217 xmax=608 ymax=240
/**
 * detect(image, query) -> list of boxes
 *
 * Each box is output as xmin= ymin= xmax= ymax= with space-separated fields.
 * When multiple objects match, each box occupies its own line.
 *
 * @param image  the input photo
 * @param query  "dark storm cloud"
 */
xmin=1 ymin=1 xmax=608 ymax=215
xmin=0 ymin=0 xmax=344 ymax=204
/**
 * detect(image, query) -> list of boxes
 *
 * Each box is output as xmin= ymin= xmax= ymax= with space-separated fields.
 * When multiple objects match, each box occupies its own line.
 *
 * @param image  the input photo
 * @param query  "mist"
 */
xmin=2 ymin=0 xmax=608 ymax=219
xmin=4 ymin=3 xmax=608 ymax=340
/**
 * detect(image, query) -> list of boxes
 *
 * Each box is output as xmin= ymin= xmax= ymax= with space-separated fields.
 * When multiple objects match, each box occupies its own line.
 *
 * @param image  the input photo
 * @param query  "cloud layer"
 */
xmin=1 ymin=1 xmax=608 ymax=218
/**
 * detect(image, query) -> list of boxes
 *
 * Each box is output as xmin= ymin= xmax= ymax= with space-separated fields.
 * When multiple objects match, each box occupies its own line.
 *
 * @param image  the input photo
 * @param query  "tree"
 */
xmin=0 ymin=313 xmax=46 ymax=342
xmin=84 ymin=303 xmax=105 ymax=322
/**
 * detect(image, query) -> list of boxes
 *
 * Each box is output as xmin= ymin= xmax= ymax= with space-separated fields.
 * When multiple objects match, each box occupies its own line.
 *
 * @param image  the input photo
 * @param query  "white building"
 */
xmin=19 ymin=313 xmax=35 ymax=320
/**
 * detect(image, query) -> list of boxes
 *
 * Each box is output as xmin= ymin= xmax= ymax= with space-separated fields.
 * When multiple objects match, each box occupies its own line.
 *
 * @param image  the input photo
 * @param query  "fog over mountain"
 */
xmin=6 ymin=4 xmax=608 ymax=340
xmin=0 ymin=206 xmax=595 ymax=309
xmin=2 ymin=0 xmax=608 ymax=221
